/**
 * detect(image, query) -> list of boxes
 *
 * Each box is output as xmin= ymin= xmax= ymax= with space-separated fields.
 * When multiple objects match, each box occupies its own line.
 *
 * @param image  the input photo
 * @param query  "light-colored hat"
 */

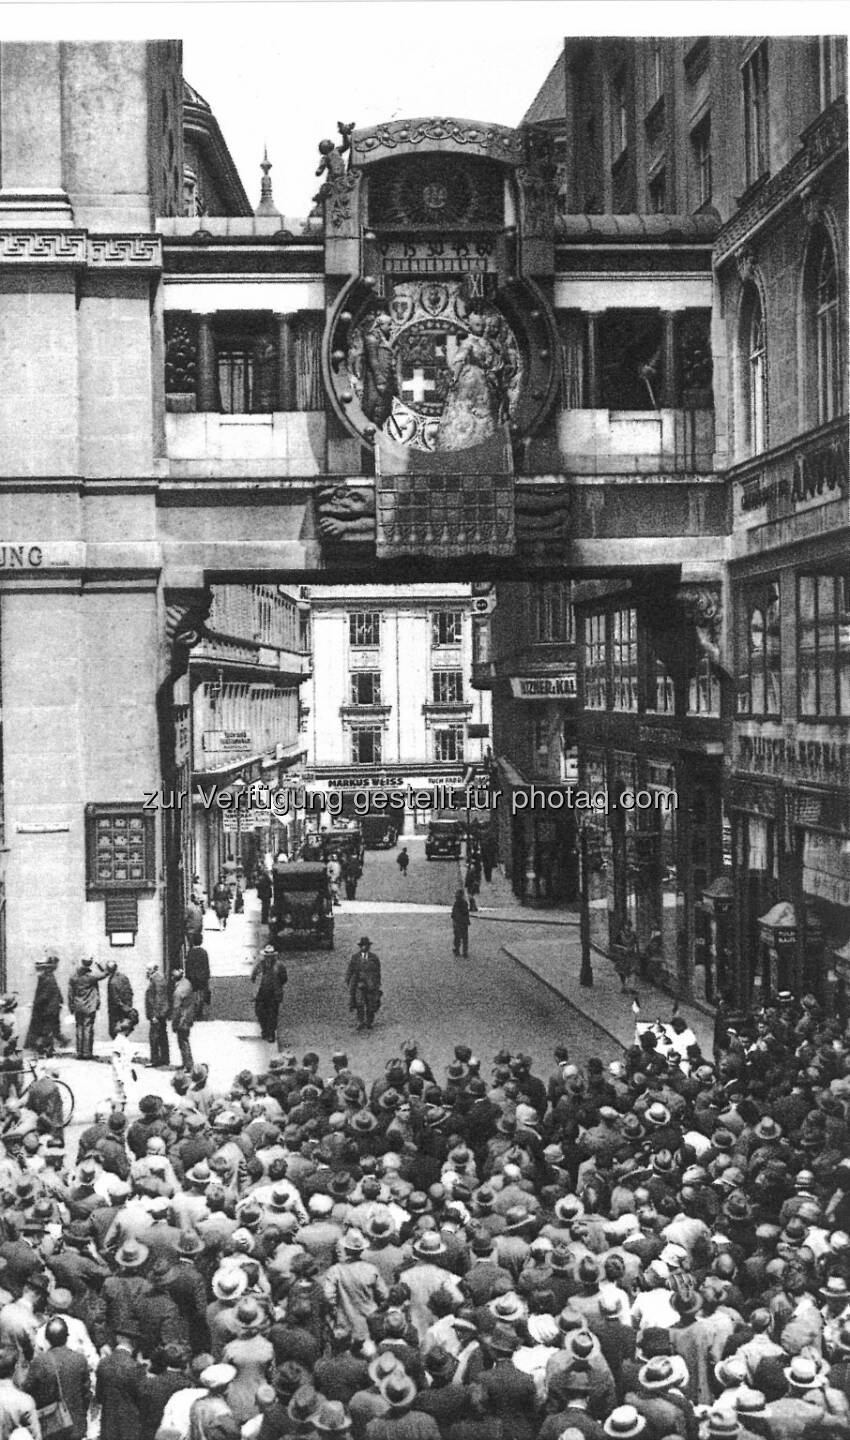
xmin=200 ymin=1364 xmax=237 ymax=1391
xmin=603 ymin=1407 xmax=646 ymax=1438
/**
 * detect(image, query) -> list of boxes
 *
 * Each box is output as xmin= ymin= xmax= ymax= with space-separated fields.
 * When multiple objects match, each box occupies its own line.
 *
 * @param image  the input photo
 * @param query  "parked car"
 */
xmin=318 ymin=825 xmax=366 ymax=868
xmin=425 ymin=819 xmax=464 ymax=860
xmin=272 ymin=861 xmax=334 ymax=949
xmin=360 ymin=815 xmax=399 ymax=849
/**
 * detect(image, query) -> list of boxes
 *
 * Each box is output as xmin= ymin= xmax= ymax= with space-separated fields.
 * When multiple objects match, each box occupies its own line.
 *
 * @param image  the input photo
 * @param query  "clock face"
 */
xmin=346 ymin=279 xmax=522 ymax=452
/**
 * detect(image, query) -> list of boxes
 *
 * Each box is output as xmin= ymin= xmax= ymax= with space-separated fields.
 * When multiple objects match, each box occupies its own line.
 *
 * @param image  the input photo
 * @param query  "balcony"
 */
xmin=165 ymin=411 xmax=326 ymax=475
xmin=558 ymin=408 xmax=714 ymax=474
xmin=191 ymin=635 xmax=312 ymax=685
xmin=471 ymin=659 xmax=497 ymax=691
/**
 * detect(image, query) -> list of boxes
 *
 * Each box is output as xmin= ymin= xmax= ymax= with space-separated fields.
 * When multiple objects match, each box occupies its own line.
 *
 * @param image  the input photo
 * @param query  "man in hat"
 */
xmin=23 ymin=955 xmax=63 ymax=1057
xmin=171 ymin=969 xmax=197 ymax=1071
xmin=185 ymin=939 xmax=211 ymax=1022
xmin=144 ymin=963 xmax=170 ymax=1069
xmin=345 ymin=939 xmax=382 ymax=1033
xmin=450 ymin=890 xmax=470 ymax=960
xmin=105 ymin=961 xmax=136 ymax=1041
xmin=250 ymin=945 xmax=288 ymax=1046
xmin=95 ymin=1323 xmax=145 ymax=1440
xmin=67 ymin=957 xmax=108 ymax=1059
xmin=321 ymin=1230 xmax=388 ymax=1343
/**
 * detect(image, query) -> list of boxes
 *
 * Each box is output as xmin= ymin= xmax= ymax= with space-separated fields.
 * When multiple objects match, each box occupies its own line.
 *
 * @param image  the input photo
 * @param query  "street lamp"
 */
xmin=232 ymin=776 xmax=247 ymax=887
xmin=578 ymin=820 xmax=594 ymax=988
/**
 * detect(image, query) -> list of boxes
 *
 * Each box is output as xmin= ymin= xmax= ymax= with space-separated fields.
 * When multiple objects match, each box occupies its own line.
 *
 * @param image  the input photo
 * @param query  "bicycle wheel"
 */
xmin=55 ymin=1078 xmax=75 ymax=1127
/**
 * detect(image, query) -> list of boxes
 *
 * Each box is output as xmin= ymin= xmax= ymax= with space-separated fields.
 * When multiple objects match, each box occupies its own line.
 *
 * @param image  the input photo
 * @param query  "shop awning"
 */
xmin=758 ymin=900 xmax=797 ymax=931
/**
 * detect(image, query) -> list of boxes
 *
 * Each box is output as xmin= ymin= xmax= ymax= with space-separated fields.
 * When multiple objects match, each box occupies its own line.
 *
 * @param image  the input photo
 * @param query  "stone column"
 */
xmin=196 ymin=314 xmax=218 ymax=413
xmin=660 ymin=311 xmax=678 ymax=407
xmin=586 ymin=313 xmax=601 ymax=407
xmin=275 ymin=313 xmax=296 ymax=411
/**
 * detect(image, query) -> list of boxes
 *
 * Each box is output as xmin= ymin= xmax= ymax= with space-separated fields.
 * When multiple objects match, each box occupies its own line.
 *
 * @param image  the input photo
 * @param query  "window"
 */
xmin=650 ymin=42 xmax=664 ymax=105
xmin=585 ymin=613 xmax=607 ymax=710
xmin=218 ymin=347 xmax=254 ymax=414
xmin=599 ymin=310 xmax=663 ymax=410
xmin=645 ymin=637 xmax=675 ymax=714
xmin=688 ymin=644 xmax=720 ymax=715
xmin=350 ymin=672 xmax=381 ymax=706
xmin=648 ymin=170 xmax=666 ymax=214
xmin=533 ymin=583 xmax=574 ymax=643
xmin=349 ymin=612 xmax=380 ymax=648
xmin=690 ymin=115 xmax=712 ymax=208
xmin=533 ymin=717 xmax=549 ymax=754
xmin=798 ymin=572 xmax=850 ymax=716
xmin=351 ymin=727 xmax=382 ymax=765
xmin=818 ymin=37 xmax=847 ymax=111
xmin=742 ymin=44 xmax=769 ymax=187
xmin=434 ymin=725 xmax=464 ymax=762
xmin=612 ymin=68 xmax=628 ymax=156
xmin=432 ymin=611 xmax=463 ymax=647
xmin=814 ymin=234 xmax=841 ymax=424
xmin=432 ymin=671 xmax=464 ymax=704
xmin=612 ymin=608 xmax=638 ymax=711
xmin=739 ymin=581 xmax=781 ymax=717
xmin=741 ymin=286 xmax=767 ymax=454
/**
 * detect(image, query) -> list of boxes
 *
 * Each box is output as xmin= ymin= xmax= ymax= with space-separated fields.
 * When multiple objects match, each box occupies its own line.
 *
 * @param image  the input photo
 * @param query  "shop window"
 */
xmin=688 ymin=642 xmax=720 ymax=716
xmin=350 ymin=672 xmax=381 ymax=706
xmin=432 ymin=611 xmax=463 ymax=647
xmin=432 ymin=671 xmax=464 ymax=704
xmin=434 ymin=725 xmax=464 ymax=762
xmin=648 ymin=169 xmax=666 ymax=213
xmin=690 ymin=114 xmax=712 ymax=209
xmin=818 ymin=36 xmax=847 ymax=110
xmin=740 ymin=285 xmax=767 ymax=455
xmin=584 ymin=612 xmax=608 ymax=710
xmin=742 ymin=43 xmax=770 ymax=187
xmin=351 ymin=727 xmax=382 ymax=765
xmin=349 ymin=612 xmax=380 ymax=648
xmin=533 ymin=583 xmax=574 ymax=643
xmin=802 ymin=229 xmax=842 ymax=426
xmin=739 ymin=581 xmax=781 ymax=717
xmin=599 ymin=310 xmax=663 ymax=410
xmin=612 ymin=608 xmax=638 ymax=711
xmin=611 ymin=67 xmax=628 ymax=157
xmin=798 ymin=572 xmax=850 ymax=717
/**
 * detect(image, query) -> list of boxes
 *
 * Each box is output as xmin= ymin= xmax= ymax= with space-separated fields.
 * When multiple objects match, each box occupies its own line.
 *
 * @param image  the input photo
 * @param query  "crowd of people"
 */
xmin=0 ymin=992 xmax=850 ymax=1438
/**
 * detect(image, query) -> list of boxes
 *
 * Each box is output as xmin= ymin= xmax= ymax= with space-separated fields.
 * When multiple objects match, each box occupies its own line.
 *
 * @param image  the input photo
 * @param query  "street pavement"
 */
xmin=54 ymin=834 xmax=710 ymax=1151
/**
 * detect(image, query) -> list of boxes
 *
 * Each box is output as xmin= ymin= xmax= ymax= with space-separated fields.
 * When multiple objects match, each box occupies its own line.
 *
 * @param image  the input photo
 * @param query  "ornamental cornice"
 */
xmin=715 ymin=96 xmax=847 ymax=266
xmin=0 ymin=229 xmax=162 ymax=269
xmin=352 ymin=117 xmax=523 ymax=164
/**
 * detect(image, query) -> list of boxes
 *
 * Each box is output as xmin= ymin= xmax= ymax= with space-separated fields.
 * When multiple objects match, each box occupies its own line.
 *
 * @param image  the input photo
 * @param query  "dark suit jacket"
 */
xmin=95 ymin=1346 xmax=143 ymax=1440
xmin=26 ymin=1344 xmax=91 ymax=1440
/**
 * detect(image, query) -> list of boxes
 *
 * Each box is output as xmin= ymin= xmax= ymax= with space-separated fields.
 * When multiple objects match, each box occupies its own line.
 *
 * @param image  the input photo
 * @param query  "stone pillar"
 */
xmin=275 ymin=313 xmax=296 ymax=411
xmin=660 ymin=311 xmax=678 ymax=407
xmin=196 ymin=314 xmax=218 ymax=412
xmin=586 ymin=313 xmax=601 ymax=407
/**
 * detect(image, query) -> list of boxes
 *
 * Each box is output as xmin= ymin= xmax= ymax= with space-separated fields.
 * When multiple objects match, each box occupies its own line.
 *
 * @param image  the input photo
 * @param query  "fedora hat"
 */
xmin=489 ymin=1292 xmax=526 ymax=1324
xmin=380 ymin=1372 xmax=417 ymax=1410
xmin=327 ymin=1172 xmax=355 ymax=1198
xmin=754 ymin=1116 xmax=782 ymax=1141
xmin=309 ymin=1399 xmax=353 ymax=1434
xmin=412 ymin=1232 xmax=446 ymax=1259
xmin=367 ymin=1352 xmax=403 ymax=1388
xmin=211 ymin=1268 xmax=248 ymax=1301
xmin=350 ymin=1109 xmax=377 ymax=1134
xmin=235 ymin=1298 xmax=264 ymax=1331
xmin=425 ymin=1346 xmax=456 ymax=1380
xmin=603 ymin=1406 xmax=646 ymax=1438
xmin=638 ymin=1357 xmax=682 ymax=1393
xmin=706 ymin=1415 xmax=740 ymax=1438
xmin=114 ymin=1240 xmax=149 ymax=1270
xmin=177 ymin=1231 xmax=205 ymax=1258
xmin=286 ymin=1385 xmax=319 ymax=1423
xmin=714 ymin=1357 xmax=747 ymax=1388
xmin=644 ymin=1103 xmax=671 ymax=1128
xmin=489 ymin=1324 xmax=519 ymax=1355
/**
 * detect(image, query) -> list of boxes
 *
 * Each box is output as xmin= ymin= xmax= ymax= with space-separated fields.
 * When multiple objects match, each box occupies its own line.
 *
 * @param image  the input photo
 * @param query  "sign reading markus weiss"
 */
xmin=510 ymin=672 xmax=577 ymax=701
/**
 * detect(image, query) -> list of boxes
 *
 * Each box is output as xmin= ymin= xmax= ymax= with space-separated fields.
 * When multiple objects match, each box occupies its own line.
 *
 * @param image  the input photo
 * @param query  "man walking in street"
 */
xmin=67 ymin=957 xmax=107 ymax=1060
xmin=171 ymin=969 xmax=196 ymax=1071
xmin=451 ymin=889 xmax=470 ymax=959
xmin=145 ymin=963 xmax=170 ymax=1069
xmin=396 ymin=846 xmax=409 ymax=878
xmin=185 ymin=939 xmax=211 ymax=1021
xmin=345 ymin=937 xmax=382 ymax=1032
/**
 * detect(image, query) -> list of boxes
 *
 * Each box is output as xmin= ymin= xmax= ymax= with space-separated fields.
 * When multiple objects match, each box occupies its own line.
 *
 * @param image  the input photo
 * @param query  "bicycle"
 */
xmin=1 ymin=1059 xmax=75 ymax=1127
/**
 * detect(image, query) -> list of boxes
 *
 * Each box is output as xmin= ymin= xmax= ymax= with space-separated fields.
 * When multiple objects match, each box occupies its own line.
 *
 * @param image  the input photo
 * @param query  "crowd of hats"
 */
xmin=7 ymin=997 xmax=850 ymax=1438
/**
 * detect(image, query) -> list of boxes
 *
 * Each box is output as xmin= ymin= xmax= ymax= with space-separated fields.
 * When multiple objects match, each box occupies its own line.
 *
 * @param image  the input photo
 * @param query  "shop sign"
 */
xmin=202 ymin=730 xmax=252 ymax=753
xmin=737 ymin=733 xmax=850 ymax=787
xmin=737 ymin=433 xmax=848 ymax=518
xmin=510 ymin=672 xmax=577 ymax=700
xmin=0 ymin=542 xmax=84 ymax=570
xmin=803 ymin=830 xmax=850 ymax=908
xmin=222 ymin=809 xmax=270 ymax=832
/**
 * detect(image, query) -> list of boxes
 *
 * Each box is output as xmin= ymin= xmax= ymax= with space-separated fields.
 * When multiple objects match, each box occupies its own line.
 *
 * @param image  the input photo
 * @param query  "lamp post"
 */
xmin=232 ymin=776 xmax=247 ymax=890
xmin=579 ymin=821 xmax=593 ymax=988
